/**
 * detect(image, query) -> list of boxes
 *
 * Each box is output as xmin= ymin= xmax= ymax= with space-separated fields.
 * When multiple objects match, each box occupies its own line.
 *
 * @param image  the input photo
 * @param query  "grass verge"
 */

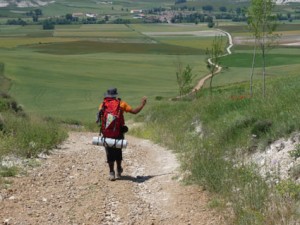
xmin=1 ymin=113 xmax=68 ymax=158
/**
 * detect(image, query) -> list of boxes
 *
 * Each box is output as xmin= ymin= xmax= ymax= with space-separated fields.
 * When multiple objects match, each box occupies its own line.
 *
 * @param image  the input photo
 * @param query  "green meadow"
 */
xmin=1 ymin=49 xmax=206 ymax=122
xmin=220 ymin=50 xmax=300 ymax=68
xmin=0 ymin=24 xmax=209 ymax=122
xmin=212 ymin=49 xmax=300 ymax=87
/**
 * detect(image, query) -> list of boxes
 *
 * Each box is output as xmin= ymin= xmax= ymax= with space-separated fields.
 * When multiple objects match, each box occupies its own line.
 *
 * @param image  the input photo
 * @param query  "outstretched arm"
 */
xmin=129 ymin=96 xmax=147 ymax=114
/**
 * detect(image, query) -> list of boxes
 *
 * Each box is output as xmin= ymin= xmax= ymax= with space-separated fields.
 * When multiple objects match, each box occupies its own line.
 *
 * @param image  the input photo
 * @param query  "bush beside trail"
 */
xmin=0 ymin=63 xmax=68 ymax=164
xmin=0 ymin=92 xmax=68 ymax=188
xmin=0 ymin=60 xmax=67 ymax=160
xmin=0 ymin=93 xmax=68 ymax=158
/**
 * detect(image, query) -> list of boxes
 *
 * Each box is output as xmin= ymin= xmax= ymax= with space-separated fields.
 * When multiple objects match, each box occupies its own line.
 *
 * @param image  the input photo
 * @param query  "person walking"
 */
xmin=97 ymin=87 xmax=147 ymax=181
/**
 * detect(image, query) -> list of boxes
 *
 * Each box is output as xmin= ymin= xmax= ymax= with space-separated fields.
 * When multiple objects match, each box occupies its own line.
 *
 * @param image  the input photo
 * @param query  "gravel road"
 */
xmin=0 ymin=132 xmax=225 ymax=225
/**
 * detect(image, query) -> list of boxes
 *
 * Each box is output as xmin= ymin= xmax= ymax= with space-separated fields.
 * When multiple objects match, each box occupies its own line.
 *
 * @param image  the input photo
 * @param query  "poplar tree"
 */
xmin=175 ymin=59 xmax=194 ymax=97
xmin=206 ymin=35 xmax=224 ymax=96
xmin=247 ymin=0 xmax=279 ymax=97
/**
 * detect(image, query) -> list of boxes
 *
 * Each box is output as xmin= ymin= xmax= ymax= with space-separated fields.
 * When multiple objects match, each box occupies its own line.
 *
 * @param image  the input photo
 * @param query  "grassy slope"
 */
xmin=134 ymin=72 xmax=300 ymax=224
xmin=1 ymin=49 xmax=204 ymax=121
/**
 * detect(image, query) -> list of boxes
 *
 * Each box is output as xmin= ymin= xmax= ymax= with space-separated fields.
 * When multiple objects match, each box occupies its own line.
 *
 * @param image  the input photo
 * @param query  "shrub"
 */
xmin=289 ymin=144 xmax=300 ymax=160
xmin=155 ymin=96 xmax=163 ymax=101
xmin=276 ymin=179 xmax=300 ymax=200
xmin=0 ymin=166 xmax=19 ymax=177
xmin=0 ymin=91 xmax=67 ymax=159
xmin=0 ymin=100 xmax=9 ymax=112
xmin=251 ymin=120 xmax=272 ymax=137
xmin=1 ymin=114 xmax=67 ymax=158
xmin=0 ymin=113 xmax=4 ymax=131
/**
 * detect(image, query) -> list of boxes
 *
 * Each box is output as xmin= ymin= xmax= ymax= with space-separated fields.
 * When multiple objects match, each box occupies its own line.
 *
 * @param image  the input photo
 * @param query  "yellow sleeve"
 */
xmin=120 ymin=100 xmax=132 ymax=113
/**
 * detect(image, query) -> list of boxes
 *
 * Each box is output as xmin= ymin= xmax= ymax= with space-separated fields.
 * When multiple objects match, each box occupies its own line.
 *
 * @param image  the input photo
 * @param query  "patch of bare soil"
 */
xmin=0 ymin=132 xmax=225 ymax=225
xmin=233 ymin=35 xmax=300 ymax=46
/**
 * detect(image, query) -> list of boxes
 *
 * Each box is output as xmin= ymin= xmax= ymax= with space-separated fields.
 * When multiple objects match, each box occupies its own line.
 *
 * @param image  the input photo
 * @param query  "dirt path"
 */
xmin=0 ymin=132 xmax=225 ymax=225
xmin=192 ymin=29 xmax=233 ymax=93
xmin=171 ymin=29 xmax=233 ymax=100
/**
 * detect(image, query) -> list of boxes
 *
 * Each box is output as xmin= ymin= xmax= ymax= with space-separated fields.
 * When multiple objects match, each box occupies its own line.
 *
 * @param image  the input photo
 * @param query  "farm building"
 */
xmin=130 ymin=9 xmax=143 ymax=14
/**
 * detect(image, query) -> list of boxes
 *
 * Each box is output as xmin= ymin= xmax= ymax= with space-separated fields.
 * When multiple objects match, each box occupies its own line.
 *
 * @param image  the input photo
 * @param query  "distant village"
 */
xmin=71 ymin=9 xmax=145 ymax=20
xmin=70 ymin=9 xmax=170 ymax=23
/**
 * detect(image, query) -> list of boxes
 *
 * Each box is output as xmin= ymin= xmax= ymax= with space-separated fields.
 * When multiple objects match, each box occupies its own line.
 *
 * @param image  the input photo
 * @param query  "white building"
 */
xmin=130 ymin=9 xmax=143 ymax=14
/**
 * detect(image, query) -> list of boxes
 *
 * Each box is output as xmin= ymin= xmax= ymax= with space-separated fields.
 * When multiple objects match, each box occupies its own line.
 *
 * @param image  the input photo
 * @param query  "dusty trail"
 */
xmin=172 ymin=29 xmax=233 ymax=100
xmin=0 ymin=132 xmax=225 ymax=225
xmin=192 ymin=29 xmax=233 ymax=94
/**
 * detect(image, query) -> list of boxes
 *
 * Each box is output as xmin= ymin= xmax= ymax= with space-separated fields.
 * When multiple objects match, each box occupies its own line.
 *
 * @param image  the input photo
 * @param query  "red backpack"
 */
xmin=100 ymin=97 xmax=124 ymax=139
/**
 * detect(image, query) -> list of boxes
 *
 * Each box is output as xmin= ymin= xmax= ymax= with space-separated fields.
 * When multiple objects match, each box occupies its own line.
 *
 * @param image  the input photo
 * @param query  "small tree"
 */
xmin=65 ymin=13 xmax=73 ymax=21
xmin=247 ymin=0 xmax=279 ymax=97
xmin=176 ymin=60 xmax=194 ymax=96
xmin=219 ymin=6 xmax=227 ymax=12
xmin=32 ymin=14 xmax=38 ymax=22
xmin=207 ymin=21 xmax=215 ymax=28
xmin=43 ymin=20 xmax=55 ymax=30
xmin=206 ymin=35 xmax=224 ymax=96
xmin=34 ymin=9 xmax=42 ymax=16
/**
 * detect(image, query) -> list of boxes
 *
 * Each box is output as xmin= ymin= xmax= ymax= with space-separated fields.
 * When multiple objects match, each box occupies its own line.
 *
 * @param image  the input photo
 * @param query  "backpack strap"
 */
xmin=99 ymin=100 xmax=106 ymax=136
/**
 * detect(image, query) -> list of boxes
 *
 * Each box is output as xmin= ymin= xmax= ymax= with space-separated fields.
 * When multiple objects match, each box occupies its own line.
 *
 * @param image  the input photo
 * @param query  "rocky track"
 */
xmin=0 ymin=132 xmax=225 ymax=225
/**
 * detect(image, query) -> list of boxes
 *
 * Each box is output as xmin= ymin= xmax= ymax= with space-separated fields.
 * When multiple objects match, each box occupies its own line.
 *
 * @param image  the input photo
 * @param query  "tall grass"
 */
xmin=1 ymin=113 xmax=68 ymax=158
xmin=0 ymin=64 xmax=68 ymax=160
xmin=133 ymin=73 xmax=300 ymax=224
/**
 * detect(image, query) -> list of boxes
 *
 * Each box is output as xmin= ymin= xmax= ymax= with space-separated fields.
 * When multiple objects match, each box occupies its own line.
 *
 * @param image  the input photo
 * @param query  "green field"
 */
xmin=221 ymin=51 xmax=300 ymax=68
xmin=1 ymin=22 xmax=300 ymax=123
xmin=212 ymin=46 xmax=300 ymax=87
xmin=0 ymin=24 xmax=210 ymax=122
xmin=0 ymin=49 xmax=206 ymax=122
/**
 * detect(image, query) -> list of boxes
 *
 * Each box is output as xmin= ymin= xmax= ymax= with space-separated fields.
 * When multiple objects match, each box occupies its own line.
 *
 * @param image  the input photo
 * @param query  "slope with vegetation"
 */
xmin=0 ymin=63 xmax=67 ymax=179
xmin=133 ymin=72 xmax=300 ymax=224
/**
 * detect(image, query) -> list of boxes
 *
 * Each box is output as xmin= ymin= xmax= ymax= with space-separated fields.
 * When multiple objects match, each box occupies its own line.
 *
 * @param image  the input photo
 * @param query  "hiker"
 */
xmin=96 ymin=87 xmax=147 ymax=181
